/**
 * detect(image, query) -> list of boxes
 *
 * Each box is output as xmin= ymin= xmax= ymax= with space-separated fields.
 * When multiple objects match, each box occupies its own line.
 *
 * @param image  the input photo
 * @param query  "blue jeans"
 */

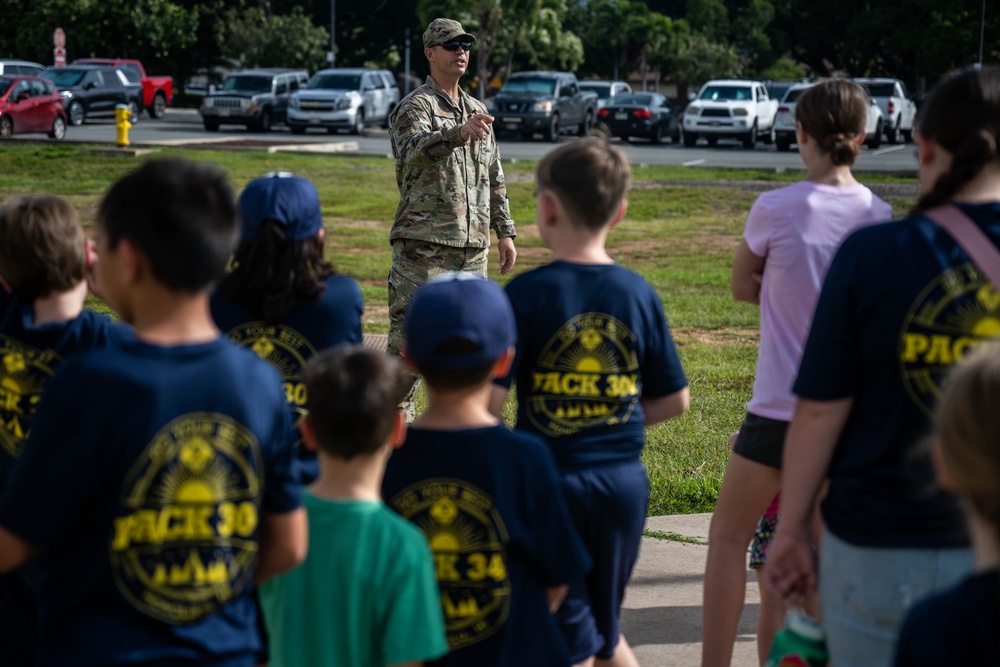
xmin=819 ymin=529 xmax=972 ymax=667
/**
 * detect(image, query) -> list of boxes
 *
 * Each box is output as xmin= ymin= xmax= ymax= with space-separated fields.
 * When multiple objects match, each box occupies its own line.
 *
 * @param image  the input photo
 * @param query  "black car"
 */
xmin=41 ymin=65 xmax=141 ymax=126
xmin=597 ymin=92 xmax=681 ymax=144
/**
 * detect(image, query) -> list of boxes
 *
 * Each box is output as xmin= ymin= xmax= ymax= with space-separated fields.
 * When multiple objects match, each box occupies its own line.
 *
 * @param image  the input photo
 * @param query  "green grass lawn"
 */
xmin=0 ymin=142 xmax=918 ymax=514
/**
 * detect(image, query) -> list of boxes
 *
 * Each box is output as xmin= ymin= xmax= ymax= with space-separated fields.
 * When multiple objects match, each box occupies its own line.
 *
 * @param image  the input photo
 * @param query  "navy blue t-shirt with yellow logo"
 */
xmin=0 ymin=336 xmax=301 ymax=666
xmin=498 ymin=262 xmax=688 ymax=469
xmin=795 ymin=203 xmax=1000 ymax=548
xmin=211 ymin=274 xmax=363 ymax=481
xmin=382 ymin=425 xmax=590 ymax=667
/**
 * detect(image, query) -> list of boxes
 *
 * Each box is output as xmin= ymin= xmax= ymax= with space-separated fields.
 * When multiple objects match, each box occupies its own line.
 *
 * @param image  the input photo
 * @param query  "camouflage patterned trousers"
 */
xmin=387 ymin=239 xmax=489 ymax=416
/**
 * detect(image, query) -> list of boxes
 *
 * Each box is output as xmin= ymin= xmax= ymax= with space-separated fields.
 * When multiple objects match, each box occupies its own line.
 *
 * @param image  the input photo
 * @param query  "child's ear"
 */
xmin=492 ymin=346 xmax=515 ymax=378
xmin=538 ymin=190 xmax=558 ymax=227
xmin=118 ymin=238 xmax=145 ymax=284
xmin=298 ymin=414 xmax=319 ymax=452
xmin=929 ymin=437 xmax=957 ymax=491
xmin=609 ymin=198 xmax=628 ymax=228
xmin=389 ymin=411 xmax=407 ymax=449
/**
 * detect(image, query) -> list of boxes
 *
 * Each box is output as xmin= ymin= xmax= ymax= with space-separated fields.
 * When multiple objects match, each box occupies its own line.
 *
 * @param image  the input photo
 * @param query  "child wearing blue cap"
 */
xmin=491 ymin=138 xmax=690 ymax=667
xmin=0 ymin=158 xmax=305 ymax=666
xmin=381 ymin=272 xmax=591 ymax=667
xmin=259 ymin=345 xmax=448 ymax=667
xmin=211 ymin=172 xmax=364 ymax=481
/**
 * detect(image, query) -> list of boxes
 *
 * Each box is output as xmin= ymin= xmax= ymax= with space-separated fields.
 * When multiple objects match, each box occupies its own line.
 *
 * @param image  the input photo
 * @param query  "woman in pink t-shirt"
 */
xmin=701 ymin=79 xmax=892 ymax=667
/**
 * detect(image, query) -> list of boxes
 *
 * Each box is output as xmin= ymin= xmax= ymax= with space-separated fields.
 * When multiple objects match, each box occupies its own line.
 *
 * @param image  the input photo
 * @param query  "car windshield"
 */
xmin=222 ymin=75 xmax=272 ymax=93
xmin=502 ymin=78 xmax=556 ymax=95
xmin=0 ymin=80 xmax=11 ymax=97
xmin=41 ymin=69 xmax=86 ymax=86
xmin=863 ymin=83 xmax=895 ymax=97
xmin=782 ymin=88 xmax=810 ymax=104
xmin=581 ymin=84 xmax=611 ymax=99
xmin=612 ymin=94 xmax=655 ymax=106
xmin=699 ymin=85 xmax=752 ymax=101
xmin=308 ymin=73 xmax=361 ymax=90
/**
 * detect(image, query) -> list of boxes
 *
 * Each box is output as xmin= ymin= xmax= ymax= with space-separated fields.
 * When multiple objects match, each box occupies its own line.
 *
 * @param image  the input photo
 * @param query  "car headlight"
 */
xmin=245 ymin=98 xmax=257 ymax=110
xmin=532 ymin=100 xmax=553 ymax=113
xmin=334 ymin=98 xmax=351 ymax=110
xmin=289 ymin=97 xmax=299 ymax=109
xmin=202 ymin=97 xmax=214 ymax=108
xmin=60 ymin=91 xmax=72 ymax=99
xmin=685 ymin=106 xmax=700 ymax=116
xmin=733 ymin=108 xmax=749 ymax=117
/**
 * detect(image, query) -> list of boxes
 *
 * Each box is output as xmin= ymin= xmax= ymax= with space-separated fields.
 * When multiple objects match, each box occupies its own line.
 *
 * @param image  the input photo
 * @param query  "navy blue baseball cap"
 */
xmin=238 ymin=172 xmax=323 ymax=242
xmin=405 ymin=272 xmax=515 ymax=370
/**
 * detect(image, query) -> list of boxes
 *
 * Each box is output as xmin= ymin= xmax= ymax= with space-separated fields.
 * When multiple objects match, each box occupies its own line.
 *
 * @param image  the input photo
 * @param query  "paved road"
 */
xmin=31 ymin=108 xmax=918 ymax=173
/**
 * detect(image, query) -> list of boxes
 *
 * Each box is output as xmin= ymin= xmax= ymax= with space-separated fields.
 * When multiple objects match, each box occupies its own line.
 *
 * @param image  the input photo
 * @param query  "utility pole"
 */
xmin=404 ymin=28 xmax=411 ymax=96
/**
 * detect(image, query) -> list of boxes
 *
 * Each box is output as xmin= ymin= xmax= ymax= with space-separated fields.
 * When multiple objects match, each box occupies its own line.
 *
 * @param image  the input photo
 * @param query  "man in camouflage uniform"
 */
xmin=388 ymin=17 xmax=517 ymax=416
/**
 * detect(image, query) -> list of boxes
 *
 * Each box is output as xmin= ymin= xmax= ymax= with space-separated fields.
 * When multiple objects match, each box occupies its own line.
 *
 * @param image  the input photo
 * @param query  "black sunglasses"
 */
xmin=438 ymin=40 xmax=473 ymax=52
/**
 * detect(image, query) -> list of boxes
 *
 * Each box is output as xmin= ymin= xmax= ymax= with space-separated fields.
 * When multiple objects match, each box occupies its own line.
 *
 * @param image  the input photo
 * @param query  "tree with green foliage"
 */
xmin=218 ymin=1 xmax=329 ymax=71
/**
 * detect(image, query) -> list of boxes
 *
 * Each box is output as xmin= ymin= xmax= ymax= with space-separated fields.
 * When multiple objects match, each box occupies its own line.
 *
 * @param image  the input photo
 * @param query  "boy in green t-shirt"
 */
xmin=259 ymin=345 xmax=448 ymax=667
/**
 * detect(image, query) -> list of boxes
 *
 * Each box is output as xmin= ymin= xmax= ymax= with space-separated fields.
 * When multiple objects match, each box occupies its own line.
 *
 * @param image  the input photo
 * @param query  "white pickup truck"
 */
xmin=852 ymin=77 xmax=918 ymax=144
xmin=683 ymin=79 xmax=779 ymax=149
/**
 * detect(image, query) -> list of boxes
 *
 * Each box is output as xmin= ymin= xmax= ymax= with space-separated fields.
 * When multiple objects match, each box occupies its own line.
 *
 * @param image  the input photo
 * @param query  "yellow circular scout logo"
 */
xmin=227 ymin=322 xmax=316 ymax=417
xmin=0 ymin=335 xmax=61 ymax=458
xmin=110 ymin=413 xmax=263 ymax=624
xmin=528 ymin=312 xmax=640 ymax=436
xmin=390 ymin=480 xmax=511 ymax=649
xmin=899 ymin=265 xmax=1000 ymax=416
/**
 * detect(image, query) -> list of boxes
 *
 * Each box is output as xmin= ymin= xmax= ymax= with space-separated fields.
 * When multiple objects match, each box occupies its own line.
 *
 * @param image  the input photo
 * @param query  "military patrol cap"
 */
xmin=238 ymin=172 xmax=323 ymax=242
xmin=405 ymin=272 xmax=514 ymax=371
xmin=423 ymin=18 xmax=477 ymax=48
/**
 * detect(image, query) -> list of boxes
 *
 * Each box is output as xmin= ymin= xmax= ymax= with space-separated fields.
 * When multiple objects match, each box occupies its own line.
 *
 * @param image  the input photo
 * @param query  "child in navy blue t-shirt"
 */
xmin=492 ymin=138 xmax=690 ymax=665
xmin=382 ymin=273 xmax=591 ymax=667
xmin=0 ymin=194 xmax=130 ymax=666
xmin=211 ymin=172 xmax=364 ymax=482
xmin=0 ymin=159 xmax=306 ymax=667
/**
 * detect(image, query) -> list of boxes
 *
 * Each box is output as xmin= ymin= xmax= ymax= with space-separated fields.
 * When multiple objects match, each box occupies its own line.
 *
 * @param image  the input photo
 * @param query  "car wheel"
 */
xmin=650 ymin=123 xmax=663 ymax=145
xmin=254 ymin=108 xmax=272 ymax=132
xmin=683 ymin=131 xmax=697 ymax=148
xmin=902 ymin=128 xmax=914 ymax=143
xmin=351 ymin=109 xmax=365 ymax=135
xmin=544 ymin=114 xmax=560 ymax=143
xmin=127 ymin=99 xmax=140 ymax=124
xmin=885 ymin=119 xmax=900 ymax=144
xmin=866 ymin=120 xmax=883 ymax=149
xmin=742 ymin=122 xmax=758 ymax=149
xmin=68 ymin=100 xmax=85 ymax=126
xmin=149 ymin=92 xmax=166 ymax=119
xmin=48 ymin=115 xmax=66 ymax=140
xmin=0 ymin=116 xmax=12 ymax=139
xmin=203 ymin=122 xmax=219 ymax=132
xmin=290 ymin=125 xmax=306 ymax=135
xmin=762 ymin=124 xmax=776 ymax=145
xmin=577 ymin=110 xmax=593 ymax=137
xmin=776 ymin=138 xmax=792 ymax=152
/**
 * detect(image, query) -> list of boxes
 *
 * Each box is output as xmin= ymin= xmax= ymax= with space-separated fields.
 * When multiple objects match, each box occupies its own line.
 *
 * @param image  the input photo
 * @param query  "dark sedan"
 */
xmin=0 ymin=75 xmax=67 ymax=139
xmin=40 ymin=65 xmax=140 ymax=126
xmin=597 ymin=92 xmax=681 ymax=144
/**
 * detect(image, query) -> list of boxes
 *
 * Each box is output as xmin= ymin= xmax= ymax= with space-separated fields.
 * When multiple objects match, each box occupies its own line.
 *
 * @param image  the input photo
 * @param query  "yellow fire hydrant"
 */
xmin=114 ymin=104 xmax=132 ymax=147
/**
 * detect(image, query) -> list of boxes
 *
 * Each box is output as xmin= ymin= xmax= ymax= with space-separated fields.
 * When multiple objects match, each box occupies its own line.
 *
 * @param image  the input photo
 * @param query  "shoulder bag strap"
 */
xmin=923 ymin=204 xmax=1000 ymax=290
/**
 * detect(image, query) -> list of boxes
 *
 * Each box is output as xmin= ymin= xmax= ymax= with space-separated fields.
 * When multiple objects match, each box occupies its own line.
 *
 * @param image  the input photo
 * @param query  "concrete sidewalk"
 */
xmin=622 ymin=514 xmax=760 ymax=666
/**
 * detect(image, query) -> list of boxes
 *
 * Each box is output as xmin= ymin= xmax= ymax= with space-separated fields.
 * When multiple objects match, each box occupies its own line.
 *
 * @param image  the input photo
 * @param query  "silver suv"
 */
xmin=288 ymin=68 xmax=399 ymax=135
xmin=199 ymin=68 xmax=309 ymax=132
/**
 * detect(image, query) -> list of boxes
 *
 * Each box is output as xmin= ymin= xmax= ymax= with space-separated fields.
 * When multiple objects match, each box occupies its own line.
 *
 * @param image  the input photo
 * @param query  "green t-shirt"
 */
xmin=259 ymin=493 xmax=448 ymax=667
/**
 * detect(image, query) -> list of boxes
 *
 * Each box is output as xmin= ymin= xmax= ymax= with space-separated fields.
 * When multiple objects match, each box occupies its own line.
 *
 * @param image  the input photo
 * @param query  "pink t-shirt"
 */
xmin=744 ymin=180 xmax=892 ymax=421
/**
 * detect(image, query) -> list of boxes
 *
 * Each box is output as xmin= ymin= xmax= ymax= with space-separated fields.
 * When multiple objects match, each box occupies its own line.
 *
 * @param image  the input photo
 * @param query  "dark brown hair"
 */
xmin=795 ymin=79 xmax=868 ymax=167
xmin=0 ymin=195 xmax=86 ymax=301
xmin=914 ymin=66 xmax=1000 ymax=212
xmin=302 ymin=345 xmax=404 ymax=460
xmin=219 ymin=220 xmax=334 ymax=322
xmin=536 ymin=136 xmax=631 ymax=231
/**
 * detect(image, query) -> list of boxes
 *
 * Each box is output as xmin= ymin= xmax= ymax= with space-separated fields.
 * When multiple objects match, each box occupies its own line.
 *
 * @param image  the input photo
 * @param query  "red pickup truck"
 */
xmin=73 ymin=58 xmax=172 ymax=118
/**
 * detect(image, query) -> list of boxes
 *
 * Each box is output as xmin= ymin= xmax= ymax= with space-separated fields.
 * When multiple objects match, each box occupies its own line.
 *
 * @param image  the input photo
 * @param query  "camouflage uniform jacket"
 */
xmin=389 ymin=76 xmax=516 ymax=248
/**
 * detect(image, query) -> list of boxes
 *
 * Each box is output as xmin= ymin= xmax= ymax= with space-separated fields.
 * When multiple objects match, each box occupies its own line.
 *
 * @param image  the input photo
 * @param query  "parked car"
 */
xmin=40 ymin=64 xmax=141 ymax=126
xmin=852 ymin=77 xmax=917 ymax=144
xmin=199 ymin=68 xmax=309 ymax=132
xmin=288 ymin=68 xmax=399 ymax=135
xmin=0 ymin=60 xmax=46 ymax=77
xmin=74 ymin=58 xmax=173 ymax=119
xmin=682 ymin=79 xmax=779 ymax=148
xmin=486 ymin=71 xmax=598 ymax=142
xmin=0 ymin=75 xmax=67 ymax=139
xmin=579 ymin=80 xmax=632 ymax=110
xmin=597 ymin=92 xmax=680 ymax=144
xmin=774 ymin=80 xmax=885 ymax=152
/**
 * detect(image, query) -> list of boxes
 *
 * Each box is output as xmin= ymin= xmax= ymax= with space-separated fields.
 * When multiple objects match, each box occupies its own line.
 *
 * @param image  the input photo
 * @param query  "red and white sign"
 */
xmin=53 ymin=47 xmax=66 ymax=67
xmin=53 ymin=28 xmax=66 ymax=67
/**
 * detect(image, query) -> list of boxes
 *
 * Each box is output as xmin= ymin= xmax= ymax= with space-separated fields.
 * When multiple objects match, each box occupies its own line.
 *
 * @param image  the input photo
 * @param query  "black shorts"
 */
xmin=732 ymin=412 xmax=789 ymax=469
